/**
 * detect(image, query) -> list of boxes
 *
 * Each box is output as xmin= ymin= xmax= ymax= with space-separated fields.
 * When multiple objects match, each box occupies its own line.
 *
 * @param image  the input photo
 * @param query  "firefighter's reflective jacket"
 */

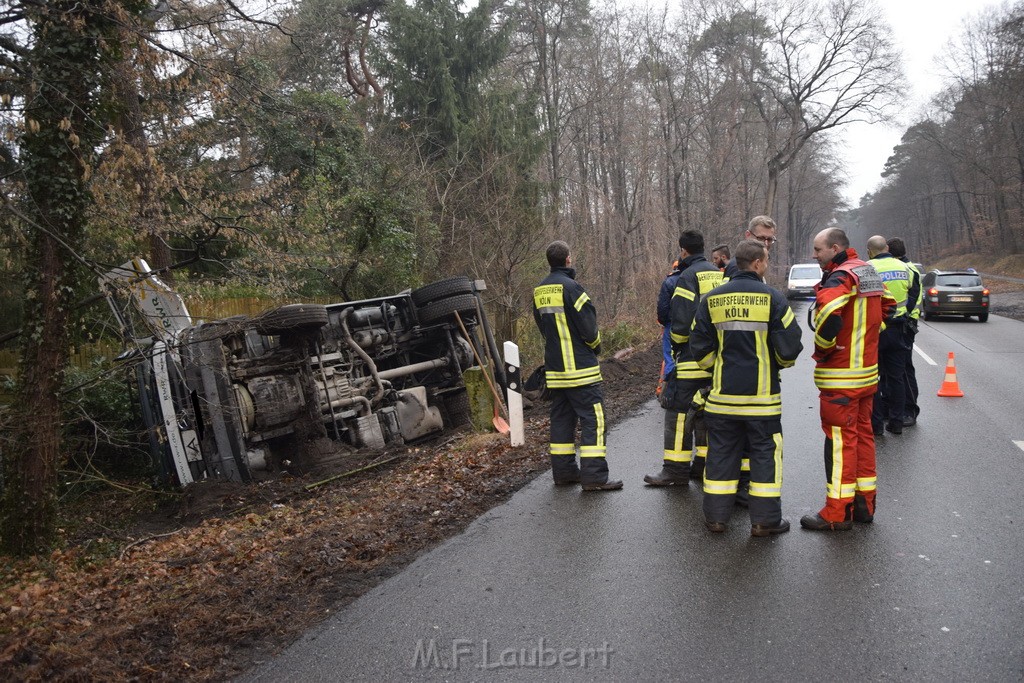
xmin=533 ymin=266 xmax=602 ymax=389
xmin=689 ymin=271 xmax=803 ymax=419
xmin=812 ymin=249 xmax=895 ymax=393
xmin=670 ymin=254 xmax=725 ymax=381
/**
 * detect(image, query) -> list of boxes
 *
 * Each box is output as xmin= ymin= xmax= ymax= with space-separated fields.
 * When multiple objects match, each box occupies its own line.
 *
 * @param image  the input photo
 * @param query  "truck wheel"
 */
xmin=442 ymin=390 xmax=472 ymax=427
xmin=978 ymin=312 xmax=989 ymax=322
xmin=417 ymin=294 xmax=478 ymax=325
xmin=254 ymin=304 xmax=329 ymax=336
xmin=191 ymin=315 xmax=252 ymax=342
xmin=411 ymin=276 xmax=473 ymax=307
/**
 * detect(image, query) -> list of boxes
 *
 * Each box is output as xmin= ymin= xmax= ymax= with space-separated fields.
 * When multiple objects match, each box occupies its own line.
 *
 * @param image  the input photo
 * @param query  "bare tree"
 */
xmin=749 ymin=0 xmax=902 ymax=214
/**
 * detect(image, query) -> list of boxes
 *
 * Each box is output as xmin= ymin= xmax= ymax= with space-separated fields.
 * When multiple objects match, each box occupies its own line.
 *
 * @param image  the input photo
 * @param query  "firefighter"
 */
xmin=645 ymin=230 xmax=724 ymax=486
xmin=720 ymin=216 xmax=778 ymax=500
xmin=887 ymin=237 xmax=922 ymax=426
xmin=801 ymin=228 xmax=895 ymax=531
xmin=690 ymin=239 xmax=803 ymax=536
xmin=533 ymin=241 xmax=623 ymax=492
xmin=867 ymin=235 xmax=913 ymax=436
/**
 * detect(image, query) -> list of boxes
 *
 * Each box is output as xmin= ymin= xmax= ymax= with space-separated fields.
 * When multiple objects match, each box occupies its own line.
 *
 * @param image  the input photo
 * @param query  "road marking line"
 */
xmin=914 ymin=344 xmax=938 ymax=366
xmin=1014 ymin=441 xmax=1024 ymax=453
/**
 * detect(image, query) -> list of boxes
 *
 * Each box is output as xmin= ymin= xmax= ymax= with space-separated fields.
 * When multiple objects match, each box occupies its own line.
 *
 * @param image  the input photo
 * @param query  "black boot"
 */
xmin=751 ymin=518 xmax=790 ymax=537
xmin=800 ymin=513 xmax=853 ymax=531
xmin=853 ymin=494 xmax=874 ymax=523
xmin=644 ymin=463 xmax=690 ymax=486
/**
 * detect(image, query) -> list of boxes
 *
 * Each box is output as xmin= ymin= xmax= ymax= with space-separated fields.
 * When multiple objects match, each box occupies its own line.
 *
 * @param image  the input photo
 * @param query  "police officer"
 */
xmin=645 ymin=230 xmax=724 ymax=486
xmin=887 ymin=237 xmax=922 ymax=426
xmin=533 ymin=241 xmax=623 ymax=492
xmin=690 ymin=239 xmax=803 ymax=536
xmin=867 ymin=235 xmax=913 ymax=436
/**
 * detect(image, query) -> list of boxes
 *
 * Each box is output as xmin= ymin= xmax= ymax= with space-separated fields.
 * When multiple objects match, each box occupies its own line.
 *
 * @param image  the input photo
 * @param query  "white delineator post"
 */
xmin=503 ymin=341 xmax=525 ymax=447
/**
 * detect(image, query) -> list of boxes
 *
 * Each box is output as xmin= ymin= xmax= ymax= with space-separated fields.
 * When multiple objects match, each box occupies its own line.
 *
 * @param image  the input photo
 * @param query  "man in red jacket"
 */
xmin=802 ymin=228 xmax=895 ymax=531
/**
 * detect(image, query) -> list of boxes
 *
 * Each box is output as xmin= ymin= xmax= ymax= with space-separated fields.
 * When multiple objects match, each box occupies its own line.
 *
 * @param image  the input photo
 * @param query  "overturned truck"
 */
xmin=102 ymin=261 xmax=505 ymax=487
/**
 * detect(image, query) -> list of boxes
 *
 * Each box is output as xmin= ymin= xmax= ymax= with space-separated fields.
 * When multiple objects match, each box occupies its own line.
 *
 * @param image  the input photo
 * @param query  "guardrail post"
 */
xmin=503 ymin=341 xmax=525 ymax=447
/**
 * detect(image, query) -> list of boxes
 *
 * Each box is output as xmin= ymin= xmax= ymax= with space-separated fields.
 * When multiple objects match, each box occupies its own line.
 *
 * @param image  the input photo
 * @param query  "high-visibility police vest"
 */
xmin=906 ymin=261 xmax=923 ymax=320
xmin=872 ymin=255 xmax=912 ymax=319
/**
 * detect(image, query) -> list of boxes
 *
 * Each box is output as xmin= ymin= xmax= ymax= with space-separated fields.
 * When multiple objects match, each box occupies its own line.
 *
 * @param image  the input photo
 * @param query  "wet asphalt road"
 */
xmin=247 ymin=303 xmax=1024 ymax=681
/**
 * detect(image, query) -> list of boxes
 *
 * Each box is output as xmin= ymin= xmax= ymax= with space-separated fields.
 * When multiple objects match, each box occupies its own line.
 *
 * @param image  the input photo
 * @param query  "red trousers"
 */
xmin=818 ymin=389 xmax=877 ymax=523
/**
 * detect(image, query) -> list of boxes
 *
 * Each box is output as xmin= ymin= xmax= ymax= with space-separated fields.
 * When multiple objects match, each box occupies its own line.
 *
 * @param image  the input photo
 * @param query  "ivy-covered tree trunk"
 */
xmin=0 ymin=1 xmax=111 ymax=556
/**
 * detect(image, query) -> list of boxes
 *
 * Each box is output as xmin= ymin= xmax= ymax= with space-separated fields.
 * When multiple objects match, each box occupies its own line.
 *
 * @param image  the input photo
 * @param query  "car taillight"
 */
xmin=983 ymin=289 xmax=989 ymax=296
xmin=928 ymin=288 xmax=938 ymax=296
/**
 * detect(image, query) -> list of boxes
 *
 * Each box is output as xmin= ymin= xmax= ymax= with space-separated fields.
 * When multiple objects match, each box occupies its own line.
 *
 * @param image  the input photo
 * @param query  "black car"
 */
xmin=921 ymin=270 xmax=990 ymax=322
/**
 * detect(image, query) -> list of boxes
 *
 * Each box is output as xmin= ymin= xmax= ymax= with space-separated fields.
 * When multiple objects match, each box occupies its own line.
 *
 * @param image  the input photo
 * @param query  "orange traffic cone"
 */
xmin=937 ymin=352 xmax=964 ymax=397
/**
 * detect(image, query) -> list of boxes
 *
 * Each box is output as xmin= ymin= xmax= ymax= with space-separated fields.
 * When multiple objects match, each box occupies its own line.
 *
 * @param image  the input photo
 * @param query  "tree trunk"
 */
xmin=1 ymin=1 xmax=106 ymax=556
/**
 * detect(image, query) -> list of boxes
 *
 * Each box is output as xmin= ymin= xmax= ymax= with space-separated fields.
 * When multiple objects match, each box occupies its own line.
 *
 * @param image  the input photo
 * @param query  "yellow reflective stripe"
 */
xmin=748 ymin=431 xmax=783 ymax=498
xmin=781 ymin=307 xmax=795 ymax=327
xmin=705 ymin=402 xmax=781 ymax=417
xmin=670 ymin=331 xmax=688 ymax=344
xmin=554 ymin=312 xmax=574 ymax=371
xmin=696 ymin=350 xmax=716 ymax=370
xmin=740 ymin=458 xmax=750 ymax=472
xmin=665 ymin=411 xmax=687 ymax=461
xmin=585 ymin=331 xmax=601 ymax=349
xmin=816 ymin=364 xmax=879 ymax=377
xmin=828 ymin=425 xmax=844 ymax=500
xmin=673 ymin=286 xmax=696 ymax=301
xmin=546 ymin=366 xmax=602 ymax=388
xmin=749 ymin=482 xmax=781 ymax=497
xmin=814 ymin=333 xmax=837 ymax=349
xmin=706 ymin=392 xmax=781 ymax=405
xmin=594 ymin=403 xmax=605 ymax=448
xmin=574 ymin=292 xmax=590 ymax=311
xmin=816 ymin=292 xmax=852 ymax=327
xmin=856 ymin=476 xmax=877 ymax=492
xmin=549 ymin=443 xmax=575 ymax=455
xmin=704 ymin=478 xmax=739 ymax=494
xmin=827 ymin=482 xmax=857 ymax=498
xmin=695 ymin=445 xmax=707 ymax=458
xmin=814 ymin=376 xmax=878 ymax=390
xmin=580 ymin=445 xmax=606 ymax=458
xmin=851 ymin=297 xmax=867 ymax=369
xmin=756 ymin=330 xmax=769 ymax=396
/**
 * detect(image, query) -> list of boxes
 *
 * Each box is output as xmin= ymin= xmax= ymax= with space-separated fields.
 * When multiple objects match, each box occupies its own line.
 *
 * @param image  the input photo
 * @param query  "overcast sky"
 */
xmin=837 ymin=0 xmax=998 ymax=206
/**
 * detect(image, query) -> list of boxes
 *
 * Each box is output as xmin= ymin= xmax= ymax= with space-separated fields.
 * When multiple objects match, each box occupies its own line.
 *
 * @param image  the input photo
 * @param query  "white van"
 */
xmin=786 ymin=263 xmax=823 ymax=298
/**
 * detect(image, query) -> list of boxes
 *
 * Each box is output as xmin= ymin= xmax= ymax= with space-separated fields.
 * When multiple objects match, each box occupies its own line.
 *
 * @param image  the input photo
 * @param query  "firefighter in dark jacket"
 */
xmin=533 ymin=241 xmax=623 ymax=492
xmin=645 ymin=230 xmax=724 ymax=486
xmin=690 ymin=239 xmax=803 ymax=536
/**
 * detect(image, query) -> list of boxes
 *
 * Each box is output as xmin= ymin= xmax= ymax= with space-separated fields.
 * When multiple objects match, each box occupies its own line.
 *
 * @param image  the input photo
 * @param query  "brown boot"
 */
xmin=643 ymin=465 xmax=689 ymax=486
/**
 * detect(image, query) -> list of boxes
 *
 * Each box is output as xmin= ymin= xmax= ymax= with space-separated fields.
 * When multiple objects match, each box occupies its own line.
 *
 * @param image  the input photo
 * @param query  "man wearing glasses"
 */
xmin=724 ymin=216 xmax=778 ymax=280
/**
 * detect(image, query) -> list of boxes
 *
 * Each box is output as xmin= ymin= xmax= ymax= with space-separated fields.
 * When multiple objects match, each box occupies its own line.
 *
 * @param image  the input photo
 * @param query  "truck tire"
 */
xmin=254 ymin=304 xmax=329 ymax=336
xmin=417 ymin=294 xmax=478 ymax=325
xmin=191 ymin=315 xmax=252 ymax=342
xmin=411 ymin=276 xmax=473 ymax=307
xmin=442 ymin=390 xmax=472 ymax=428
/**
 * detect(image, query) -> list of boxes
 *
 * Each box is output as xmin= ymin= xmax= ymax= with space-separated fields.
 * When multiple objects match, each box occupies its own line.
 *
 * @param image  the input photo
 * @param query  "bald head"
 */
xmin=867 ymin=235 xmax=888 ymax=257
xmin=813 ymin=228 xmax=849 ymax=269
